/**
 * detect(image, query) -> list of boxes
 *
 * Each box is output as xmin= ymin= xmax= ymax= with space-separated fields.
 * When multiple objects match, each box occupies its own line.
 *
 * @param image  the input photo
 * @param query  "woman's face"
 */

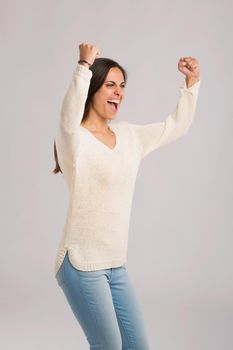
xmin=90 ymin=67 xmax=126 ymax=121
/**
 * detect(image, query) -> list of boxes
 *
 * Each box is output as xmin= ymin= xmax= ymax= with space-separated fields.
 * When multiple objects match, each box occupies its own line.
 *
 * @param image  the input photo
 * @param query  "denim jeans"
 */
xmin=55 ymin=251 xmax=150 ymax=349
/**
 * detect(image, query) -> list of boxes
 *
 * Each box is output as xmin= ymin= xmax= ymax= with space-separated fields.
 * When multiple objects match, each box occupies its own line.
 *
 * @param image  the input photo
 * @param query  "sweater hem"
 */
xmin=54 ymin=246 xmax=127 ymax=276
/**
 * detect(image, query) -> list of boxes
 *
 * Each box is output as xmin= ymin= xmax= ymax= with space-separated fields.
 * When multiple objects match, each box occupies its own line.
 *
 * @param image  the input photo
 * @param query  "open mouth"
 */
xmin=107 ymin=101 xmax=118 ymax=112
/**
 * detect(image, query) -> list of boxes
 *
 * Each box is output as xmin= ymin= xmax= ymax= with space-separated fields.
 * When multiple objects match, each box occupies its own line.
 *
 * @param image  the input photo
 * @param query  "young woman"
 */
xmin=53 ymin=42 xmax=201 ymax=349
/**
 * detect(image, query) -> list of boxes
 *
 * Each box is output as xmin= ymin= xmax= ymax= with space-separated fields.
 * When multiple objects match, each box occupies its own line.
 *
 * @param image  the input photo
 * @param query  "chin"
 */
xmin=106 ymin=115 xmax=116 ymax=121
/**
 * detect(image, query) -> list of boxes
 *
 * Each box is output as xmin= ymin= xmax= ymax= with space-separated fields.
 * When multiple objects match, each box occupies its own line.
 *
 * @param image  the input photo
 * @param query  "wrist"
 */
xmin=78 ymin=59 xmax=92 ymax=69
xmin=79 ymin=62 xmax=90 ymax=68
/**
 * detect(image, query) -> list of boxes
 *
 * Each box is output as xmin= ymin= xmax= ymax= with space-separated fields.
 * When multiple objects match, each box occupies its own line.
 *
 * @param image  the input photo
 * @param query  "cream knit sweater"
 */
xmin=54 ymin=63 xmax=201 ymax=275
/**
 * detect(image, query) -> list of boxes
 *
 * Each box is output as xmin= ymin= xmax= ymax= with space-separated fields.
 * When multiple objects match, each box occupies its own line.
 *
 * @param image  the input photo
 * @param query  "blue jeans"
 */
xmin=55 ymin=251 xmax=150 ymax=349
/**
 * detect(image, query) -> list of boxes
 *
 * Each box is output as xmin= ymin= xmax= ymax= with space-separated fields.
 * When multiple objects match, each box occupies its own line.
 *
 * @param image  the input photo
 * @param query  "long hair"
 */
xmin=52 ymin=57 xmax=128 ymax=174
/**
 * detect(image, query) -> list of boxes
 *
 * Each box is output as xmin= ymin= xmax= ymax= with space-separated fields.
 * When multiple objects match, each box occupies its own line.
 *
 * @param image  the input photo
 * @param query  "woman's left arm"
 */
xmin=127 ymin=57 xmax=201 ymax=159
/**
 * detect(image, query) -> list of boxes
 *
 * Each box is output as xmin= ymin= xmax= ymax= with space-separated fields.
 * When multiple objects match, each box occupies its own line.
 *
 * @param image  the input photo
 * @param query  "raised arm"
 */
xmin=127 ymin=56 xmax=201 ymax=159
xmin=60 ymin=64 xmax=92 ymax=133
xmin=55 ymin=43 xmax=100 ymax=167
xmin=55 ymin=64 xmax=93 ymax=168
xmin=128 ymin=78 xmax=201 ymax=158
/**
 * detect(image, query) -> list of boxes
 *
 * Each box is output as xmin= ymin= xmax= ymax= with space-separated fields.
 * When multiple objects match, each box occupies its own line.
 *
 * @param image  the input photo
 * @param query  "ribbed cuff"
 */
xmin=180 ymin=78 xmax=201 ymax=94
xmin=74 ymin=63 xmax=93 ymax=80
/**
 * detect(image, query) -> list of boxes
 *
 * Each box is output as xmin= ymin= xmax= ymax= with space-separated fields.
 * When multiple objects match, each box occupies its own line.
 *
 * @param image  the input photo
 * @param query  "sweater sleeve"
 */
xmin=55 ymin=63 xmax=93 ymax=167
xmin=127 ymin=79 xmax=201 ymax=159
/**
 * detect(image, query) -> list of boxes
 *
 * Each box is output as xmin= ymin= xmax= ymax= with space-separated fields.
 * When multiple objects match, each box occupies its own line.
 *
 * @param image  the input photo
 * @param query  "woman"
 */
xmin=52 ymin=42 xmax=201 ymax=349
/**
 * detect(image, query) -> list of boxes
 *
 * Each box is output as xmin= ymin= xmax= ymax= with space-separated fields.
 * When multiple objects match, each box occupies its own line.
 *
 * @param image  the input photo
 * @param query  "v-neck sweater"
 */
xmin=54 ymin=63 xmax=201 ymax=275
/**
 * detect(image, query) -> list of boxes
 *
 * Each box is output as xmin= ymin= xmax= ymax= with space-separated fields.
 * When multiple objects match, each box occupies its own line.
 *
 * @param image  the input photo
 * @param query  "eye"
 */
xmin=106 ymin=84 xmax=126 ymax=88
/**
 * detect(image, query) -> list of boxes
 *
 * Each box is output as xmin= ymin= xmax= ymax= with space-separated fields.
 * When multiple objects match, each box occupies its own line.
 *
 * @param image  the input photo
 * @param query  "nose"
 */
xmin=114 ymin=86 xmax=122 ymax=97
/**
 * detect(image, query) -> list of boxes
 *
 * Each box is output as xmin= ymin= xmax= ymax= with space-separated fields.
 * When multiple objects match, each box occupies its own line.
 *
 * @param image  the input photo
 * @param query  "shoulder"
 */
xmin=111 ymin=121 xmax=141 ymax=139
xmin=111 ymin=120 xmax=136 ymax=137
xmin=111 ymin=120 xmax=131 ymax=131
xmin=111 ymin=120 xmax=141 ymax=148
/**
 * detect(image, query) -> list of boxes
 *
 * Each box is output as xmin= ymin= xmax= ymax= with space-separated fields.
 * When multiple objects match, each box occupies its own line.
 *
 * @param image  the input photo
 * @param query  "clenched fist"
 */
xmin=79 ymin=43 xmax=101 ymax=67
xmin=178 ymin=57 xmax=200 ymax=87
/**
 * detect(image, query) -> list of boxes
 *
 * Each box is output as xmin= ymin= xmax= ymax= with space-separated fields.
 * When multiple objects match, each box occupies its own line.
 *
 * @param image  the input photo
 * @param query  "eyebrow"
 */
xmin=105 ymin=80 xmax=126 ymax=84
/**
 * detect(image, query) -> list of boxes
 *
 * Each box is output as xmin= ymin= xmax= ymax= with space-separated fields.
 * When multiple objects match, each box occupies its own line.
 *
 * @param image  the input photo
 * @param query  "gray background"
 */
xmin=1 ymin=0 xmax=232 ymax=349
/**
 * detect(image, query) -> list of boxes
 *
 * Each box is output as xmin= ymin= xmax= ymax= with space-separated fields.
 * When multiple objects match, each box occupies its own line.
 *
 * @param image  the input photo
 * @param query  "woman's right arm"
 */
xmin=55 ymin=63 xmax=92 ymax=167
xmin=60 ymin=63 xmax=93 ymax=135
xmin=55 ymin=43 xmax=100 ymax=167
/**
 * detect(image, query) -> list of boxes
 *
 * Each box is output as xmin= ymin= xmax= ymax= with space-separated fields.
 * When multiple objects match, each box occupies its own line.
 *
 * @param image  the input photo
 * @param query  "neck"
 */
xmin=81 ymin=115 xmax=111 ymax=132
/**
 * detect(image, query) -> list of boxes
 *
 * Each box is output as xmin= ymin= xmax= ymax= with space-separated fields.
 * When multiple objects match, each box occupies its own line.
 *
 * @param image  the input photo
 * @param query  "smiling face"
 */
xmin=89 ymin=67 xmax=126 ymax=122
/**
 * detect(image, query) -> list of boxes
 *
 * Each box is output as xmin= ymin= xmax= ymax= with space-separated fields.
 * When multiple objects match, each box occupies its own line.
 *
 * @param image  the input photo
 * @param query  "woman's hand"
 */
xmin=178 ymin=56 xmax=200 ymax=88
xmin=79 ymin=43 xmax=101 ymax=67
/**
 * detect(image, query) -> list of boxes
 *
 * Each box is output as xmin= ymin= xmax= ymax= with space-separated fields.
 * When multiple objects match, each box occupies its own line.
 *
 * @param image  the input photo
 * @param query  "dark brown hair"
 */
xmin=52 ymin=57 xmax=128 ymax=174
